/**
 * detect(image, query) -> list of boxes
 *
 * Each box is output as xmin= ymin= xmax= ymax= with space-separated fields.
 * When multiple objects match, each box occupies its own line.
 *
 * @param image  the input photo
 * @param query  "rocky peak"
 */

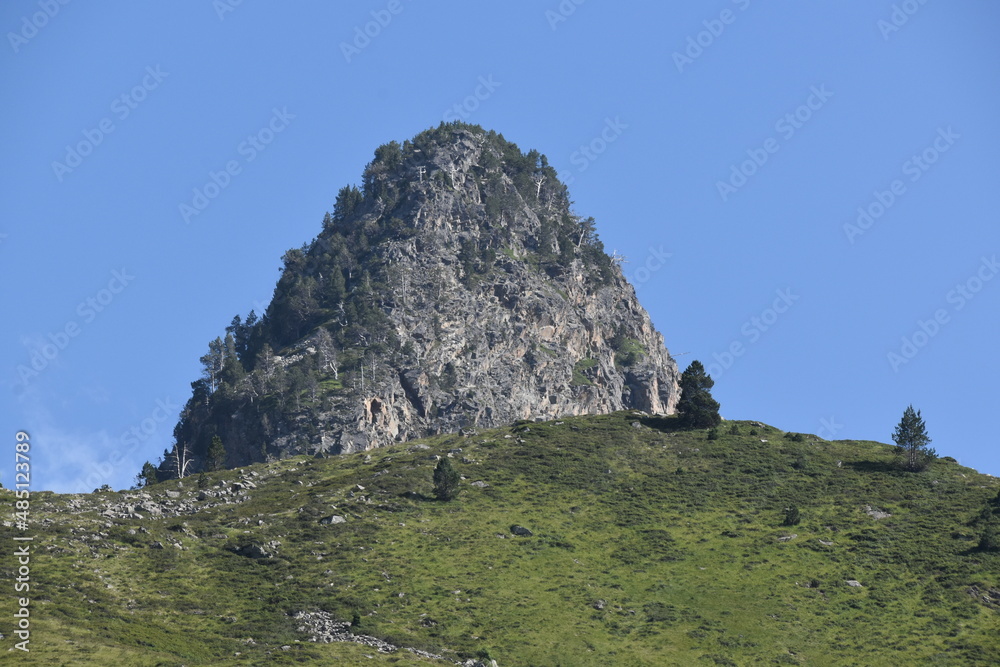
xmin=160 ymin=122 xmax=680 ymax=478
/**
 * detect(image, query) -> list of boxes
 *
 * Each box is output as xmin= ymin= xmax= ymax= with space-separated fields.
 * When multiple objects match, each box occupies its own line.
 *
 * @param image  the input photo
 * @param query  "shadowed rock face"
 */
xmin=164 ymin=124 xmax=680 ymax=474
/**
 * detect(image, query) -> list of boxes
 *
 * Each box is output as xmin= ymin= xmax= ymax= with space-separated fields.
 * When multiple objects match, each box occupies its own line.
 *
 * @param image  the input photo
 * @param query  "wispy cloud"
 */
xmin=5 ymin=385 xmax=174 ymax=493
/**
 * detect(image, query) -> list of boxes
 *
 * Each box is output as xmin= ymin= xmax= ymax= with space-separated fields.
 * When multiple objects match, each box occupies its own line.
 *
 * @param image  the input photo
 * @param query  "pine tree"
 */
xmin=255 ymin=344 xmax=284 ymax=397
xmin=676 ymin=360 xmax=721 ymax=429
xmin=220 ymin=333 xmax=246 ymax=388
xmin=979 ymin=524 xmax=999 ymax=552
xmin=333 ymin=186 xmax=363 ymax=225
xmin=782 ymin=506 xmax=801 ymax=526
xmin=892 ymin=405 xmax=935 ymax=472
xmin=200 ymin=337 xmax=226 ymax=393
xmin=240 ymin=310 xmax=261 ymax=364
xmin=206 ymin=435 xmax=227 ymax=472
xmin=136 ymin=461 xmax=158 ymax=487
xmin=226 ymin=314 xmax=244 ymax=354
xmin=433 ymin=457 xmax=461 ymax=501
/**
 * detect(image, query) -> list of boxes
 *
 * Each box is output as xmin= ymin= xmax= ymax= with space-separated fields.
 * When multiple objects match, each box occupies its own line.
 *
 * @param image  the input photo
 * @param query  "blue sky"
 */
xmin=2 ymin=1 xmax=998 ymax=492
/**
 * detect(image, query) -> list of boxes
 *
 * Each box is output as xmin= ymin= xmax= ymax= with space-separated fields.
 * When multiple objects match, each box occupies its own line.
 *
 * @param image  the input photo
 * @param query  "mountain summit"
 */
xmin=161 ymin=123 xmax=680 ymax=477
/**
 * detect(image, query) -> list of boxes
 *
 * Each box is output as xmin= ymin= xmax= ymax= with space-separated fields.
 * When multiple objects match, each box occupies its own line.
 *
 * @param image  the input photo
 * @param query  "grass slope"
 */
xmin=2 ymin=412 xmax=999 ymax=665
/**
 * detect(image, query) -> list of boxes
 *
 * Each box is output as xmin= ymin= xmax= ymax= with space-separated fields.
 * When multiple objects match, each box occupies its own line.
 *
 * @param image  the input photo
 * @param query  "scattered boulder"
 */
xmin=510 ymin=525 xmax=533 ymax=537
xmin=865 ymin=505 xmax=891 ymax=520
xmin=320 ymin=515 xmax=347 ymax=525
xmin=593 ymin=599 xmax=607 ymax=610
xmin=778 ymin=534 xmax=797 ymax=542
xmin=137 ymin=503 xmax=161 ymax=515
xmin=293 ymin=610 xmax=446 ymax=660
xmin=237 ymin=542 xmax=278 ymax=559
xmin=968 ymin=586 xmax=1000 ymax=609
xmin=471 ymin=481 xmax=490 ymax=489
xmin=845 ymin=580 xmax=864 ymax=588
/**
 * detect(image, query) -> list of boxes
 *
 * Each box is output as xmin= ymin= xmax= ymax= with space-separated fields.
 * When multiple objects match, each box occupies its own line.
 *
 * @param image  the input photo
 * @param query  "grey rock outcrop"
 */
xmin=164 ymin=123 xmax=680 ymax=474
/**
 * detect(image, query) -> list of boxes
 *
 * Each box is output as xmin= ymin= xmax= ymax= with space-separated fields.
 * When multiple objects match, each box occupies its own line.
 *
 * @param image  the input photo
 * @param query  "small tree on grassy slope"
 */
xmin=677 ymin=360 xmax=721 ymax=429
xmin=892 ymin=405 xmax=935 ymax=472
xmin=136 ymin=461 xmax=158 ymax=488
xmin=433 ymin=457 xmax=461 ymax=501
xmin=979 ymin=524 xmax=999 ymax=552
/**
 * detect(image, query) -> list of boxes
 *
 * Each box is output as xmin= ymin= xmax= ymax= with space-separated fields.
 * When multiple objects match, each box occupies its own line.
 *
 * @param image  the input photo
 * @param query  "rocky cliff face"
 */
xmin=161 ymin=123 xmax=680 ymax=476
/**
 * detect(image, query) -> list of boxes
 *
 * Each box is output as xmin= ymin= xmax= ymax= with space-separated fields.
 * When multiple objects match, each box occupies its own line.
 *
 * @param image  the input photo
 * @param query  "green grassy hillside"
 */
xmin=3 ymin=413 xmax=999 ymax=665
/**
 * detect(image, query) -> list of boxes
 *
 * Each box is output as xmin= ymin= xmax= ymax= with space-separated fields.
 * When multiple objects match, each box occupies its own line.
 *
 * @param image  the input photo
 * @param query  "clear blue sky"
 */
xmin=2 ymin=1 xmax=998 ymax=492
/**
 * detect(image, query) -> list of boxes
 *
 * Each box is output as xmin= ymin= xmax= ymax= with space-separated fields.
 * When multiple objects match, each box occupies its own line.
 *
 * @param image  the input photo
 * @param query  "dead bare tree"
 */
xmin=532 ymin=174 xmax=546 ymax=198
xmin=314 ymin=328 xmax=339 ymax=379
xmin=172 ymin=442 xmax=194 ymax=478
xmin=242 ymin=374 xmax=260 ymax=403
